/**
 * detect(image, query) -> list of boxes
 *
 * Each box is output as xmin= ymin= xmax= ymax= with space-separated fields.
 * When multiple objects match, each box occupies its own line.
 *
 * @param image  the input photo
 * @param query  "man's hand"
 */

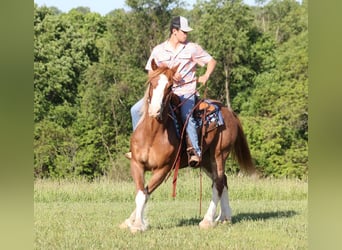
xmin=198 ymin=58 xmax=216 ymax=86
xmin=173 ymin=72 xmax=182 ymax=83
xmin=198 ymin=74 xmax=209 ymax=86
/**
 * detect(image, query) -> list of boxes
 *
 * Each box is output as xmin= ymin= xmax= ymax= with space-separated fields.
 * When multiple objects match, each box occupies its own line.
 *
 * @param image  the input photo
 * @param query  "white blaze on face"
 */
xmin=148 ymin=74 xmax=168 ymax=117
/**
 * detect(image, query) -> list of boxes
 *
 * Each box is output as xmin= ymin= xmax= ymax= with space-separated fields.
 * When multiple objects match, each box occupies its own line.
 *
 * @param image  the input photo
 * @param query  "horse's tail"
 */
xmin=232 ymin=116 xmax=259 ymax=177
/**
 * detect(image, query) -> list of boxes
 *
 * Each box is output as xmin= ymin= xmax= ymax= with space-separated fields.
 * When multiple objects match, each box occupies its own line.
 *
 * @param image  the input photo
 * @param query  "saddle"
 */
xmin=170 ymin=96 xmax=224 ymax=139
xmin=194 ymin=98 xmax=225 ymax=134
xmin=197 ymin=100 xmax=216 ymax=113
xmin=169 ymin=95 xmax=225 ymax=167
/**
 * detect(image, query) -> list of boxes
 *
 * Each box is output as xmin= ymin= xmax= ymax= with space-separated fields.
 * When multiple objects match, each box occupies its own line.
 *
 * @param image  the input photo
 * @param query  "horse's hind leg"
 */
xmin=215 ymin=175 xmax=232 ymax=223
xmin=200 ymin=151 xmax=231 ymax=228
xmin=199 ymin=182 xmax=221 ymax=229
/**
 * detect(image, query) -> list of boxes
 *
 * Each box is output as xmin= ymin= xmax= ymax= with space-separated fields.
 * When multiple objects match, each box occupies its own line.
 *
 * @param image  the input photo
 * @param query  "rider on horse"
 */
xmin=127 ymin=16 xmax=216 ymax=166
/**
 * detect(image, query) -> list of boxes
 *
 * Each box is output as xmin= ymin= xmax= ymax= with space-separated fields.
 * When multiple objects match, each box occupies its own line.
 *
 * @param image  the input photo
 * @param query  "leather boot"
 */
xmin=186 ymin=136 xmax=200 ymax=167
xmin=189 ymin=153 xmax=200 ymax=167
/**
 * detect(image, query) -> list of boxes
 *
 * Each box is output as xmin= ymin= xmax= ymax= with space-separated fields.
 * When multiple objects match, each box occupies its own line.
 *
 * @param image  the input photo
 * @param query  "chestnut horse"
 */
xmin=120 ymin=59 xmax=258 ymax=233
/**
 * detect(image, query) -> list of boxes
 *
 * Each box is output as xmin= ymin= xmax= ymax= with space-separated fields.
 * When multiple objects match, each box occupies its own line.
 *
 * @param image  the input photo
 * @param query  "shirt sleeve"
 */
xmin=145 ymin=49 xmax=155 ymax=71
xmin=192 ymin=43 xmax=213 ymax=67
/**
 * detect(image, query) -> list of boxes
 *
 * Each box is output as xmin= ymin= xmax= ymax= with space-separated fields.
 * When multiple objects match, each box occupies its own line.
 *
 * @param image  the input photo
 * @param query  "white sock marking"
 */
xmin=204 ymin=186 xmax=220 ymax=221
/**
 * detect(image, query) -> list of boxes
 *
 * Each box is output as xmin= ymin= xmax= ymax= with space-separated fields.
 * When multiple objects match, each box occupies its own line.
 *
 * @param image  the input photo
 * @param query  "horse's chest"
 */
xmin=142 ymin=145 xmax=171 ymax=166
xmin=132 ymin=127 xmax=178 ymax=168
xmin=135 ymin=140 xmax=173 ymax=168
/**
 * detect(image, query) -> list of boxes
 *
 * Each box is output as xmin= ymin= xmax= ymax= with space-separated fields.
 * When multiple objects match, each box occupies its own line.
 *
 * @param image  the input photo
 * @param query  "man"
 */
xmin=127 ymin=16 xmax=216 ymax=166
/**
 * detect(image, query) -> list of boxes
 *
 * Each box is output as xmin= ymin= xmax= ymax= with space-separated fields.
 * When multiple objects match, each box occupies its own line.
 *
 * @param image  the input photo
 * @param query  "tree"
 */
xmin=241 ymin=20 xmax=308 ymax=177
xmin=193 ymin=0 xmax=254 ymax=108
xmin=262 ymin=0 xmax=305 ymax=43
xmin=34 ymin=6 xmax=106 ymax=178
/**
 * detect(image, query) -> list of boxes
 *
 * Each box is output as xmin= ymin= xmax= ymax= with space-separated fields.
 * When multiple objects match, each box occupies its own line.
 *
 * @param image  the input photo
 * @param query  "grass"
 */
xmin=34 ymin=169 xmax=308 ymax=249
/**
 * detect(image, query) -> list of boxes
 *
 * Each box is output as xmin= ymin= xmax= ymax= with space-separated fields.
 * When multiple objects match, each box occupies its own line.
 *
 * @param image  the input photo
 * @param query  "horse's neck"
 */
xmin=145 ymin=116 xmax=167 ymax=132
xmin=137 ymin=111 xmax=179 ymax=161
xmin=140 ymin=99 xmax=174 ymax=139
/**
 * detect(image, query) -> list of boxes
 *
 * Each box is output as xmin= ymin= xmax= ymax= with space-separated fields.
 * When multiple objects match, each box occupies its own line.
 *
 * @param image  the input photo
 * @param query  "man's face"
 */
xmin=175 ymin=29 xmax=188 ymax=43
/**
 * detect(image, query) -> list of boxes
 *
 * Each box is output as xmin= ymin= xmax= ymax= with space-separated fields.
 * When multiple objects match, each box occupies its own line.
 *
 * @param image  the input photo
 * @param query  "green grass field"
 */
xmin=34 ymin=170 xmax=307 ymax=249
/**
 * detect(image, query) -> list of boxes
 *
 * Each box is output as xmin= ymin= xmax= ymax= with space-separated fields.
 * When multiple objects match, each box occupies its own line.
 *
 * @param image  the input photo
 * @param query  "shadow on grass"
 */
xmin=176 ymin=210 xmax=297 ymax=227
xmin=232 ymin=210 xmax=297 ymax=224
xmin=177 ymin=217 xmax=202 ymax=227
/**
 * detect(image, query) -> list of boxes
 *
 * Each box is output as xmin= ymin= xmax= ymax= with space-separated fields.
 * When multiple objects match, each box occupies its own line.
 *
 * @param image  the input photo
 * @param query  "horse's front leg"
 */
xmin=119 ymin=208 xmax=136 ymax=229
xmin=130 ymin=189 xmax=149 ymax=233
xmin=145 ymin=166 xmax=172 ymax=194
xmin=119 ymin=191 xmax=149 ymax=233
xmin=129 ymin=165 xmax=171 ymax=233
xmin=120 ymin=160 xmax=149 ymax=233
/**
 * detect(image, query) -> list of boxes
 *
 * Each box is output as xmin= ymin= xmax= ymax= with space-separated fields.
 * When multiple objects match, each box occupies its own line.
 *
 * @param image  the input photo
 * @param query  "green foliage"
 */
xmin=240 ymin=25 xmax=308 ymax=177
xmin=34 ymin=0 xmax=308 ymax=179
xmin=259 ymin=0 xmax=306 ymax=43
xmin=34 ymin=7 xmax=108 ymax=179
xmin=192 ymin=0 xmax=254 ymax=106
xmin=241 ymin=116 xmax=307 ymax=178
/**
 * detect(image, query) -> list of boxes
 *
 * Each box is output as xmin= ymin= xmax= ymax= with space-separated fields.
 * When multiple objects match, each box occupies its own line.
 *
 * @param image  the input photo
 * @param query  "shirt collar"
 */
xmin=164 ymin=40 xmax=186 ymax=53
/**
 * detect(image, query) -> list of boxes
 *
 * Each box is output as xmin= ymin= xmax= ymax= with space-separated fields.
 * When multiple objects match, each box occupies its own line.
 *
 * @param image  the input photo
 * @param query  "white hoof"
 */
xmin=215 ymin=216 xmax=232 ymax=224
xmin=119 ymin=219 xmax=133 ymax=229
xmin=199 ymin=218 xmax=217 ymax=229
xmin=130 ymin=223 xmax=147 ymax=233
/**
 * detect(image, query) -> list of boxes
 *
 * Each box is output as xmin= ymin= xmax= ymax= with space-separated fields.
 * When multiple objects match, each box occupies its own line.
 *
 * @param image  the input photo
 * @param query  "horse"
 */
xmin=120 ymin=59 xmax=258 ymax=233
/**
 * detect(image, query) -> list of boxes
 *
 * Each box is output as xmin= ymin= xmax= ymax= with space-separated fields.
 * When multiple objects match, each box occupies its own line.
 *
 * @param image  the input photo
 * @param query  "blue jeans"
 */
xmin=130 ymin=94 xmax=201 ymax=156
xmin=179 ymin=94 xmax=201 ymax=157
xmin=130 ymin=98 xmax=144 ymax=131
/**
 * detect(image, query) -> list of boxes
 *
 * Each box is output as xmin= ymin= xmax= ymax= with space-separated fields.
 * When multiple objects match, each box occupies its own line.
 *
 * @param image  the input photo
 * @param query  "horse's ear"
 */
xmin=151 ymin=58 xmax=158 ymax=71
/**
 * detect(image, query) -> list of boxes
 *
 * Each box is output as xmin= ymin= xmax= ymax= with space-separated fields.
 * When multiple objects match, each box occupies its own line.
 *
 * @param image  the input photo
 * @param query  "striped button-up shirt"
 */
xmin=145 ymin=40 xmax=213 ymax=96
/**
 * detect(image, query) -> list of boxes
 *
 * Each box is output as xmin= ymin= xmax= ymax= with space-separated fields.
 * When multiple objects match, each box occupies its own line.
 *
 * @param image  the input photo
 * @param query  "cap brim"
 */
xmin=181 ymin=27 xmax=193 ymax=32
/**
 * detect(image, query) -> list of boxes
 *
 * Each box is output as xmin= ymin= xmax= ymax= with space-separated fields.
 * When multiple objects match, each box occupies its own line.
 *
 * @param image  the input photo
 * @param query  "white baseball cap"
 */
xmin=171 ymin=16 xmax=193 ymax=32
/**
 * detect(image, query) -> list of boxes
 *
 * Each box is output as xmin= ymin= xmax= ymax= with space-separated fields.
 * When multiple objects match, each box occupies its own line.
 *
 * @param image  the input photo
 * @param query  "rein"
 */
xmin=151 ymin=76 xmax=208 ymax=214
xmin=172 ymin=97 xmax=202 ymax=197
xmin=164 ymin=90 xmax=204 ymax=198
xmin=157 ymin=77 xmax=207 ymax=204
xmin=168 ymin=84 xmax=208 ymax=215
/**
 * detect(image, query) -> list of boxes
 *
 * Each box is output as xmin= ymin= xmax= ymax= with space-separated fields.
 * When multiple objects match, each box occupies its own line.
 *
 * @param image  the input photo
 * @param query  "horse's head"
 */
xmin=147 ymin=59 xmax=178 ymax=120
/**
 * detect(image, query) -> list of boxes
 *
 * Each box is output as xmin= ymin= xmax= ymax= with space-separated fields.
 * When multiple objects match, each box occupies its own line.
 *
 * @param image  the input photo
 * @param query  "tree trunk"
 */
xmin=224 ymin=64 xmax=231 ymax=109
xmin=275 ymin=26 xmax=279 ymax=42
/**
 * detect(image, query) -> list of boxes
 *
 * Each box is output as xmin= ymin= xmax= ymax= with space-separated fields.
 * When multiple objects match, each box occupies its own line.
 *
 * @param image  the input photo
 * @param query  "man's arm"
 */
xmin=198 ymin=58 xmax=216 ymax=85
